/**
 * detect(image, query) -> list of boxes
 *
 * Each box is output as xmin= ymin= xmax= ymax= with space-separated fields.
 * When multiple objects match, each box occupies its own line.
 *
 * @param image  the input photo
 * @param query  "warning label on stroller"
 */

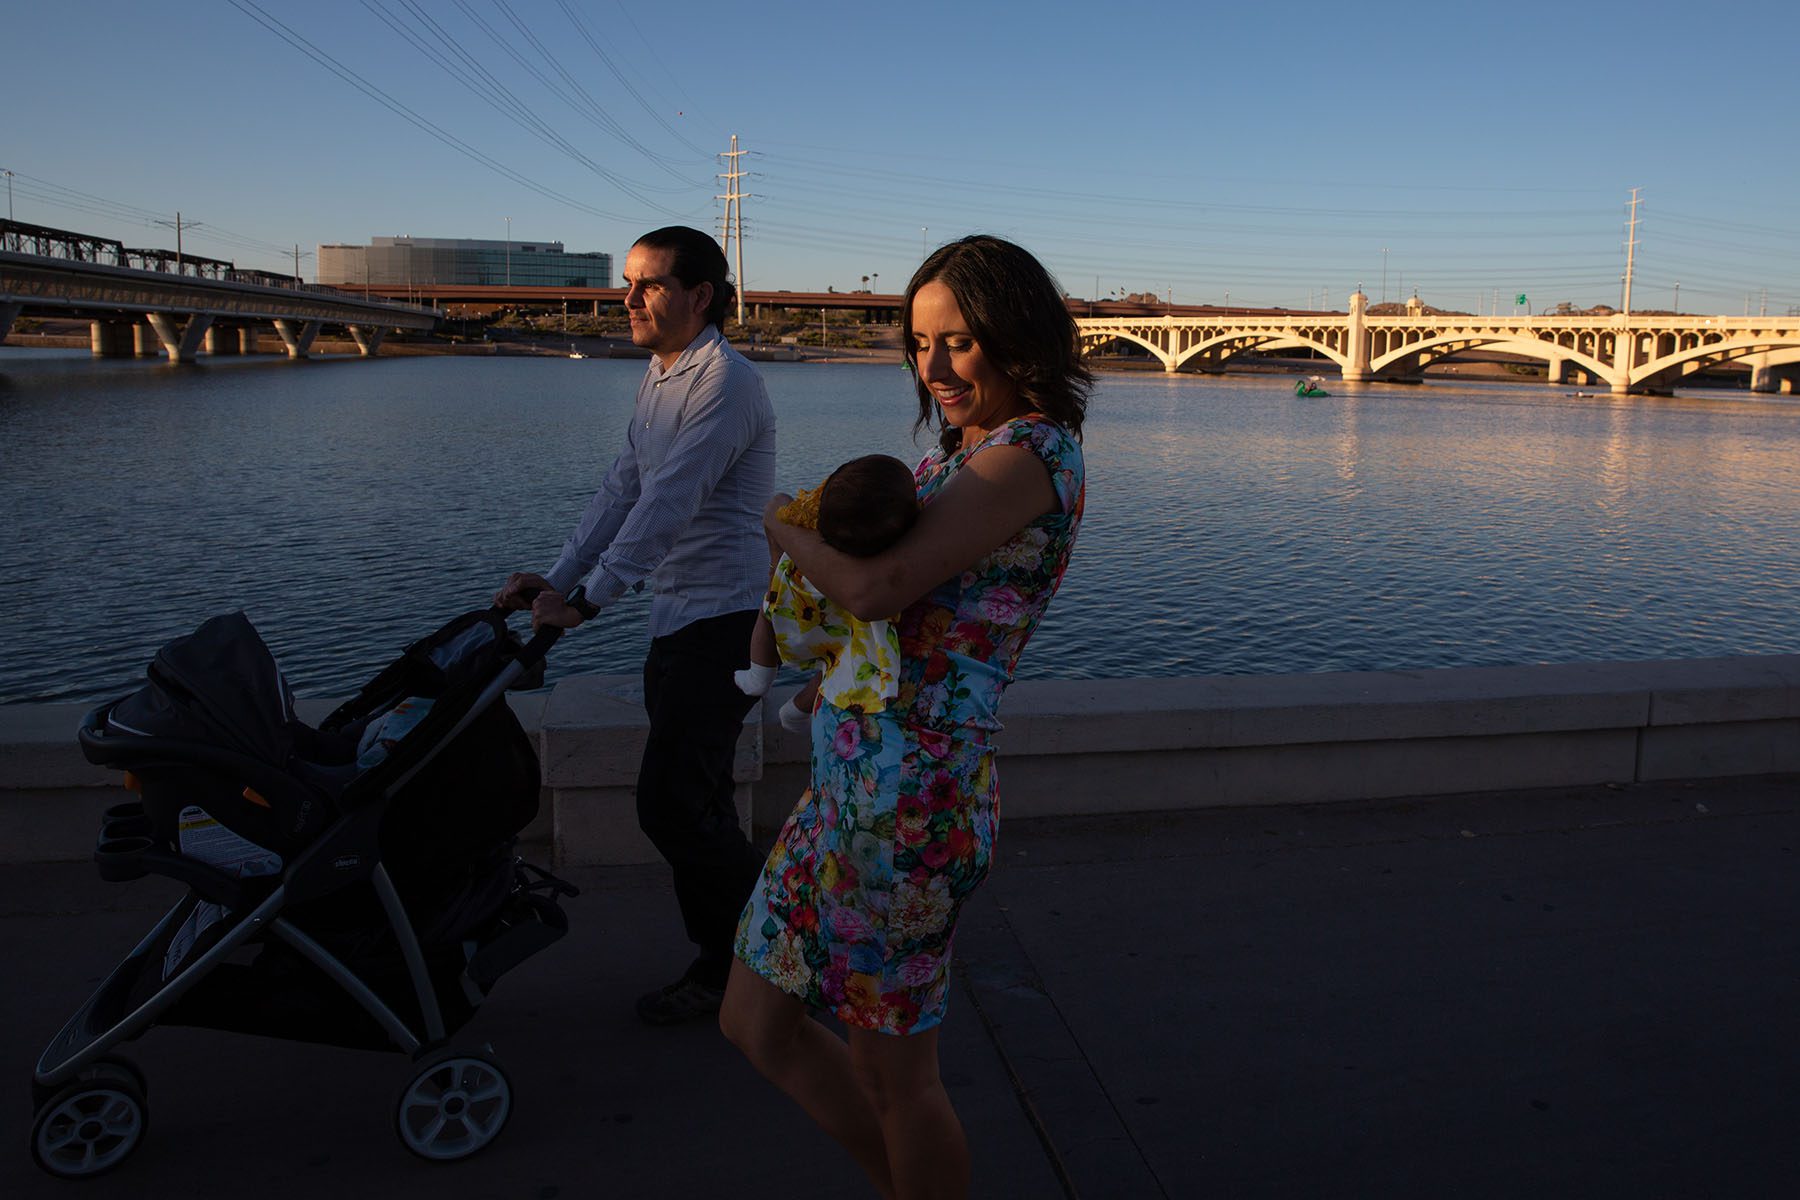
xmin=162 ymin=808 xmax=285 ymax=979
xmin=177 ymin=806 xmax=283 ymax=878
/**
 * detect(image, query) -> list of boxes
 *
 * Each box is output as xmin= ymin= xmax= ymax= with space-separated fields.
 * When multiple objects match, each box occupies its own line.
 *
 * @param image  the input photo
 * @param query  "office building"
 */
xmin=316 ymin=236 xmax=611 ymax=288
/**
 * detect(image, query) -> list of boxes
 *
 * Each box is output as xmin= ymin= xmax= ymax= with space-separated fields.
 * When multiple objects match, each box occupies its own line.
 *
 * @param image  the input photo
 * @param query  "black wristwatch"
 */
xmin=567 ymin=588 xmax=601 ymax=621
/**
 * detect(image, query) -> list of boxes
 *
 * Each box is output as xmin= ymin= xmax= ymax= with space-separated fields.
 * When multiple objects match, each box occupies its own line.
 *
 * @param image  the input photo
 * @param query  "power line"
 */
xmin=551 ymin=0 xmax=713 ymax=158
xmin=359 ymin=0 xmax=687 ymax=211
xmin=450 ymin=0 xmax=699 ymax=183
xmin=225 ymin=0 xmax=644 ymax=223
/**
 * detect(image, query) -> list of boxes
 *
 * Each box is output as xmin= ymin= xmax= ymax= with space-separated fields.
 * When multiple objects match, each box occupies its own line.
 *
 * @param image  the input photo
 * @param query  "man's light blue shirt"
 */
xmin=545 ymin=326 xmax=775 ymax=638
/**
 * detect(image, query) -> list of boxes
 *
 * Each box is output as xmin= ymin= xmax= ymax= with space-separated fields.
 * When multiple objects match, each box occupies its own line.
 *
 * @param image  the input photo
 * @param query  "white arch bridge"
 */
xmin=1077 ymin=292 xmax=1800 ymax=394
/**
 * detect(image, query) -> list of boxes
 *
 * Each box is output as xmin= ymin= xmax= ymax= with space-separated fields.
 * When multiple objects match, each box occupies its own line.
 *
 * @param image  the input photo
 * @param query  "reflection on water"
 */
xmin=2 ymin=348 xmax=1797 ymax=704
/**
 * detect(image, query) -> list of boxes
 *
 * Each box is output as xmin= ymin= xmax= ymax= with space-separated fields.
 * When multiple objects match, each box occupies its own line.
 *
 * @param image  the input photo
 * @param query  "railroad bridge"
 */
xmin=1 ymin=220 xmax=438 ymax=363
xmin=1078 ymin=292 xmax=1800 ymax=394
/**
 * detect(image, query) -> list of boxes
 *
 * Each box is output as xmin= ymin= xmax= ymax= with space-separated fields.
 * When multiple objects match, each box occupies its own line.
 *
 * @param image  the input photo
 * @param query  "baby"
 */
xmin=735 ymin=454 xmax=920 ymax=732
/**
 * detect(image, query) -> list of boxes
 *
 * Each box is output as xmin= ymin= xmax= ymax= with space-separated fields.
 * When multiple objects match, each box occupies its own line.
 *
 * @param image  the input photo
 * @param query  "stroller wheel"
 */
xmin=32 ymin=1054 xmax=150 ymax=1111
xmin=30 ymin=1064 xmax=149 ymax=1179
xmin=395 ymin=1052 xmax=512 ymax=1161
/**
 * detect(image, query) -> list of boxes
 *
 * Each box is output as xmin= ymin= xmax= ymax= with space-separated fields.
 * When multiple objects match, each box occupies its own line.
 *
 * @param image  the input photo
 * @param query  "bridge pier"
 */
xmin=145 ymin=312 xmax=214 ymax=363
xmin=89 ymin=320 xmax=135 ymax=357
xmin=204 ymin=324 xmax=240 ymax=356
xmin=1609 ymin=326 xmax=1639 ymax=394
xmin=1750 ymin=368 xmax=1796 ymax=395
xmin=273 ymin=318 xmax=323 ymax=360
xmin=1749 ymin=351 xmax=1800 ymax=394
xmin=133 ymin=322 xmax=160 ymax=357
xmin=347 ymin=324 xmax=386 ymax=356
xmin=1546 ymin=357 xmax=1565 ymax=384
xmin=1341 ymin=290 xmax=1372 ymax=383
xmin=0 ymin=301 xmax=20 ymax=343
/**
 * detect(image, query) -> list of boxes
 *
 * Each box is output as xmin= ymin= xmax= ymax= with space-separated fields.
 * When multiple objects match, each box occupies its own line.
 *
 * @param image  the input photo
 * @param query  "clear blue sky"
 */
xmin=6 ymin=0 xmax=1796 ymax=315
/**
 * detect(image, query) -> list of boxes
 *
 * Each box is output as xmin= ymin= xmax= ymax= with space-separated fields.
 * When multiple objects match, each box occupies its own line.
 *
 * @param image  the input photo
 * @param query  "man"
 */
xmin=496 ymin=226 xmax=774 ymax=1024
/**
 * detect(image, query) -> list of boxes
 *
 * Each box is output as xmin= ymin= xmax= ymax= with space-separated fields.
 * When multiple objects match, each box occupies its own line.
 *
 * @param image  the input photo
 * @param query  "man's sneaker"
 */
xmin=635 ymin=972 xmax=726 ymax=1026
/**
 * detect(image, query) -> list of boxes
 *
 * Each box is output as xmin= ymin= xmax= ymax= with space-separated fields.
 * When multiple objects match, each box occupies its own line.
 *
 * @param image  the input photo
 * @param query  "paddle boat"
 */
xmin=1295 ymin=375 xmax=1329 ymax=397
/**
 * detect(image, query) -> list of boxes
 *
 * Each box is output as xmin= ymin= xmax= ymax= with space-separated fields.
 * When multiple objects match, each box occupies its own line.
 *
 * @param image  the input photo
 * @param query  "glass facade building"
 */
xmin=317 ymin=236 xmax=612 ymax=288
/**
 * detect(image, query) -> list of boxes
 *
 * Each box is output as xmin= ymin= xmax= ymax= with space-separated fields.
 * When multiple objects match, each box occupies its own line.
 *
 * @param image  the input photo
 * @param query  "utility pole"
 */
xmin=716 ymin=134 xmax=750 ymax=324
xmin=291 ymin=244 xmax=313 ymax=286
xmin=504 ymin=216 xmax=512 ymax=286
xmin=3 ymin=168 xmax=12 ymax=222
xmin=152 ymin=211 xmax=200 ymax=275
xmin=1621 ymin=186 xmax=1641 ymax=318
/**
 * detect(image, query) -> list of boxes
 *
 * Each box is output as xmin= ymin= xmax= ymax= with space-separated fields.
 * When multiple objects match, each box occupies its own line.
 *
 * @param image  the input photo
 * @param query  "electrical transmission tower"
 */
xmin=717 ymin=135 xmax=751 ymax=325
xmin=1621 ymin=186 xmax=1641 ymax=317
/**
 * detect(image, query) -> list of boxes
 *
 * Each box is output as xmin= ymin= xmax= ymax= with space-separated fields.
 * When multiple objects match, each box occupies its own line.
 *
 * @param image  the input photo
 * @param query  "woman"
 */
xmin=721 ymin=235 xmax=1091 ymax=1197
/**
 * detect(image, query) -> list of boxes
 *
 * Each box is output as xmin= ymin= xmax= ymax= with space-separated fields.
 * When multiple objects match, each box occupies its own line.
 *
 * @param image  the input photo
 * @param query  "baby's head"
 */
xmin=818 ymin=454 xmax=918 ymax=557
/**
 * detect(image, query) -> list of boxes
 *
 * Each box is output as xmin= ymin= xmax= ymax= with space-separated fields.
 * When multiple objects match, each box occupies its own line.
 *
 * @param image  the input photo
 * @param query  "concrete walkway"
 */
xmin=6 ymin=774 xmax=1797 ymax=1197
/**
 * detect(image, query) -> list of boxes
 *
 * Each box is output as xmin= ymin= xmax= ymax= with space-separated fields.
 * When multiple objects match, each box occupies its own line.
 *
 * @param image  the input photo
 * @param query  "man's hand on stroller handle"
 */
xmin=529 ymin=590 xmax=587 ymax=631
xmin=493 ymin=571 xmax=551 ymax=610
xmin=495 ymin=572 xmax=593 ymax=631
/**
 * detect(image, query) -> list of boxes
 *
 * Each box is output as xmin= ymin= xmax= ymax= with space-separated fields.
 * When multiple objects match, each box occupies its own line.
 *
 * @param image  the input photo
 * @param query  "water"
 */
xmin=3 ymin=347 xmax=1798 ymax=705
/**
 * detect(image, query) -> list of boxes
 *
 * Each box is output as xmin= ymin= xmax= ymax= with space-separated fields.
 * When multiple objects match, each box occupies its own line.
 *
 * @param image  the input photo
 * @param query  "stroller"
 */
xmin=31 ymin=597 xmax=582 ymax=1178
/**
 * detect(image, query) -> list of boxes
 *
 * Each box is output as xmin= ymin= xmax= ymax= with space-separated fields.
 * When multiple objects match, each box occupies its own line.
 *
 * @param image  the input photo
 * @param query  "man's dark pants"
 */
xmin=637 ymin=609 xmax=765 ymax=988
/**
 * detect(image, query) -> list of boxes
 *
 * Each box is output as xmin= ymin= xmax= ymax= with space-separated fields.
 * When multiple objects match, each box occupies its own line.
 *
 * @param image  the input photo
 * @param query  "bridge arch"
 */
xmin=1179 ymin=333 xmax=1349 ymax=374
xmin=1180 ymin=332 xmax=1353 ymax=376
xmin=1371 ymin=333 xmax=1613 ymax=386
xmin=1633 ymin=336 xmax=1800 ymax=391
xmin=1078 ymin=328 xmax=1171 ymax=369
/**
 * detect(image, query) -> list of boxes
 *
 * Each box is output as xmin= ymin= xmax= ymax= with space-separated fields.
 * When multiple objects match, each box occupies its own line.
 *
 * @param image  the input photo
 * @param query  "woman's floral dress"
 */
xmin=735 ymin=415 xmax=1085 ymax=1035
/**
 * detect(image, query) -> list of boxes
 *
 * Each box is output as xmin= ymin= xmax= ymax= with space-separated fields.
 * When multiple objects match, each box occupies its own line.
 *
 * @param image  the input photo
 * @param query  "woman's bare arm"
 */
xmin=769 ymin=444 xmax=1055 ymax=622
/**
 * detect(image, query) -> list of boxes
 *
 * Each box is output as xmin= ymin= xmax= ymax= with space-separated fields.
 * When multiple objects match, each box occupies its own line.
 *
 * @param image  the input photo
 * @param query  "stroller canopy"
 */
xmin=109 ymin=612 xmax=298 ymax=767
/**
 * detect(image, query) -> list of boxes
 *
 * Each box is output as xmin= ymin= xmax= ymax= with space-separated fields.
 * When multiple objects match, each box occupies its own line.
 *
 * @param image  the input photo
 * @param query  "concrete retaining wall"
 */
xmin=5 ymin=656 xmax=1796 ymax=868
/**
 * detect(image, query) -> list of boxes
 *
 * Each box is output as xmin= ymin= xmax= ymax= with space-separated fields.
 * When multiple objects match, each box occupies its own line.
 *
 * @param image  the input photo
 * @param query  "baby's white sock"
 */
xmin=734 ymin=662 xmax=776 ymax=696
xmin=778 ymin=695 xmax=813 ymax=733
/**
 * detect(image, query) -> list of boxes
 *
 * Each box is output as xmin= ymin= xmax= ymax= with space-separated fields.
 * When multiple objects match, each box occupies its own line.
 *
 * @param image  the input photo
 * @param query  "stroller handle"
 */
xmin=511 ymin=583 xmax=590 ymax=666
xmin=381 ymin=582 xmax=589 ymax=797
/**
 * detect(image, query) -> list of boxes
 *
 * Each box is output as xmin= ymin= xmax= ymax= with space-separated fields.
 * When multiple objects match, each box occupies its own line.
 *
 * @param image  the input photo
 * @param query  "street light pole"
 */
xmin=921 ymin=227 xmax=928 ymax=259
xmin=1674 ymin=281 xmax=1680 ymax=314
xmin=3 ymin=169 xmax=12 ymax=222
xmin=1381 ymin=246 xmax=1389 ymax=304
xmin=504 ymin=216 xmax=512 ymax=286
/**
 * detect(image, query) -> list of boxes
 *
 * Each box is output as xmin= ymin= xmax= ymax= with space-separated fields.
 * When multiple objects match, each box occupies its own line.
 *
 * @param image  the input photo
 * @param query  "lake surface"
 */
xmin=3 ymin=347 xmax=1797 ymax=705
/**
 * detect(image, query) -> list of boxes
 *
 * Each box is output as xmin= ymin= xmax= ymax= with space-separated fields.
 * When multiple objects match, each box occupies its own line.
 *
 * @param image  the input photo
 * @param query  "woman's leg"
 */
xmin=847 ymin=1025 xmax=969 ymax=1200
xmin=720 ymin=960 xmax=895 ymax=1194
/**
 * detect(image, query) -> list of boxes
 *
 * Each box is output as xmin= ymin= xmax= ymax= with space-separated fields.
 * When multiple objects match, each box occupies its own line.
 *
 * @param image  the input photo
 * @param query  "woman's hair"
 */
xmin=633 ymin=225 xmax=737 ymax=327
xmin=818 ymin=454 xmax=919 ymax=556
xmin=901 ymin=235 xmax=1093 ymax=453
